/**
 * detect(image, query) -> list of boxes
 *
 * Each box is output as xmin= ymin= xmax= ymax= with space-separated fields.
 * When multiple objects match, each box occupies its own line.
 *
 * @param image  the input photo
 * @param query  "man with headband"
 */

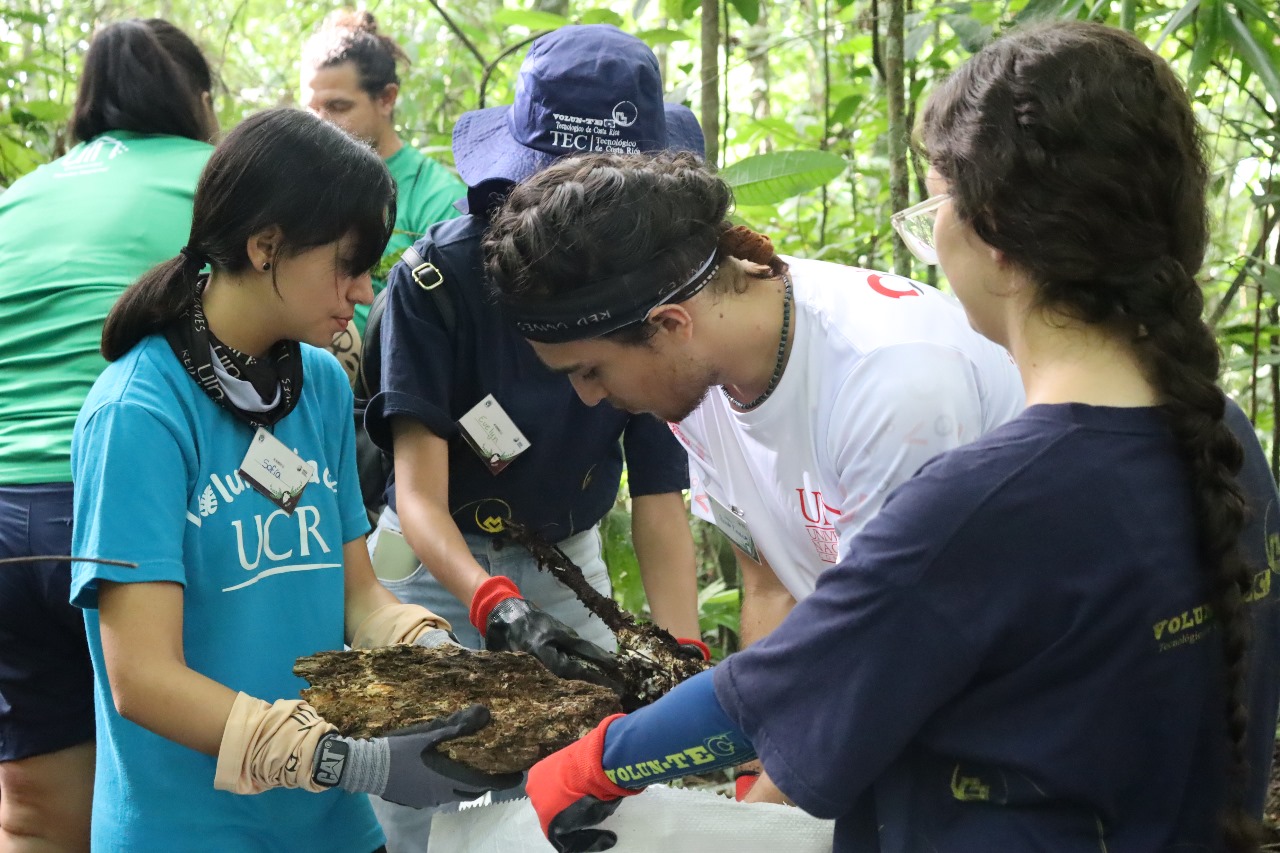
xmin=484 ymin=150 xmax=1026 ymax=799
xmin=362 ymin=26 xmax=706 ymax=849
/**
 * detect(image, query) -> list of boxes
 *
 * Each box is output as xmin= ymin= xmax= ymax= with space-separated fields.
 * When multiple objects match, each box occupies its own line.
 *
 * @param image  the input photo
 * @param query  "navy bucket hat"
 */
xmin=452 ymin=24 xmax=705 ymax=187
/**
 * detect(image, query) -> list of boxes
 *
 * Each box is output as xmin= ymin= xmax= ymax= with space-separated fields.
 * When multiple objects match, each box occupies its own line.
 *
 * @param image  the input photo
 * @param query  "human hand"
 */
xmin=472 ymin=576 xmax=620 ymax=690
xmin=527 ymin=714 xmax=635 ymax=852
xmin=674 ymin=637 xmax=711 ymax=661
xmin=312 ymin=705 xmax=522 ymax=808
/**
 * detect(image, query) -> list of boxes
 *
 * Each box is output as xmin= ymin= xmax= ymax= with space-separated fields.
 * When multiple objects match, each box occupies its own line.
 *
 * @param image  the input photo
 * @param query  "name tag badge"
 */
xmin=457 ymin=394 xmax=531 ymax=476
xmin=239 ymin=427 xmax=315 ymax=515
xmin=709 ymin=494 xmax=760 ymax=563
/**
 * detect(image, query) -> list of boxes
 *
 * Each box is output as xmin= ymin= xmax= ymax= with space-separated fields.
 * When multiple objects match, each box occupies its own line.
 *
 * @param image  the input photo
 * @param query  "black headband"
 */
xmin=501 ymin=248 xmax=721 ymax=344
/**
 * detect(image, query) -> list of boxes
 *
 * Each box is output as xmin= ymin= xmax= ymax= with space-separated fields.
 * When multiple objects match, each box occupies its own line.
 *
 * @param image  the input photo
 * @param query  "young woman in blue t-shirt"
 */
xmin=510 ymin=21 xmax=1276 ymax=853
xmin=69 ymin=108 xmax=518 ymax=852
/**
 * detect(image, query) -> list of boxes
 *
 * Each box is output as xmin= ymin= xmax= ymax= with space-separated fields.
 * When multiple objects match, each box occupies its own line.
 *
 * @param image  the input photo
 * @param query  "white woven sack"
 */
xmin=427 ymin=785 xmax=835 ymax=853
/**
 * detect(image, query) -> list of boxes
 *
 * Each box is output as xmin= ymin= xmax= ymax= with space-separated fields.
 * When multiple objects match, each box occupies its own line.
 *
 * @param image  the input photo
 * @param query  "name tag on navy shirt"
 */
xmin=709 ymin=494 xmax=760 ymax=563
xmin=239 ymin=427 xmax=314 ymax=515
xmin=458 ymin=394 xmax=531 ymax=475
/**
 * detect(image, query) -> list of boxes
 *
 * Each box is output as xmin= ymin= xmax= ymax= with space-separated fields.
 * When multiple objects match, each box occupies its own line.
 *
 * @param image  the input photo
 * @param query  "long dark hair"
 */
xmin=72 ymin=18 xmax=214 ymax=144
xmin=302 ymin=10 xmax=406 ymax=97
xmin=484 ymin=150 xmax=782 ymax=344
xmin=101 ymin=108 xmax=396 ymax=361
xmin=920 ymin=21 xmax=1256 ymax=849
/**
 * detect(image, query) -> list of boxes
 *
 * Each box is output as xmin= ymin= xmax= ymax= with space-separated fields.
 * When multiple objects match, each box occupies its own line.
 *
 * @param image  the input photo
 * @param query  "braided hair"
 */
xmin=920 ymin=21 xmax=1257 ymax=849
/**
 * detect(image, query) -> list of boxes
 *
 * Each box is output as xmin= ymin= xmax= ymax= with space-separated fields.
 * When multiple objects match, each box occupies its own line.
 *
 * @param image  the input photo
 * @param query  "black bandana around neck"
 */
xmin=164 ymin=288 xmax=304 ymax=429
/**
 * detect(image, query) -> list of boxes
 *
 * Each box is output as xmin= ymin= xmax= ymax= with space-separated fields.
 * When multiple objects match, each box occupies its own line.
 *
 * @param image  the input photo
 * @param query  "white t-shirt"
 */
xmin=678 ymin=257 xmax=1025 ymax=601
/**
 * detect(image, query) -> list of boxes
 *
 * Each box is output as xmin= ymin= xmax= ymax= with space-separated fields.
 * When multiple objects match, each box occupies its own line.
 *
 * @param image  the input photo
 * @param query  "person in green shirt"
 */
xmin=300 ymin=9 xmax=465 ymax=377
xmin=0 ymin=19 xmax=216 ymax=853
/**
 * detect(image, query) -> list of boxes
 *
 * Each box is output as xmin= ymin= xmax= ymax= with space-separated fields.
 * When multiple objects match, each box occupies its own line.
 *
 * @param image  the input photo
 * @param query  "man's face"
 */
xmin=300 ymin=60 xmax=391 ymax=148
xmin=529 ymin=331 xmax=715 ymax=424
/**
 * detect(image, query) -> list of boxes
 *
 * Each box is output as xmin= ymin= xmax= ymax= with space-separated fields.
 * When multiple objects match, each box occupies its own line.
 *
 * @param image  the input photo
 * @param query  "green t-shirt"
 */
xmin=0 ymin=131 xmax=212 ymax=484
xmin=356 ymin=143 xmax=465 ymax=333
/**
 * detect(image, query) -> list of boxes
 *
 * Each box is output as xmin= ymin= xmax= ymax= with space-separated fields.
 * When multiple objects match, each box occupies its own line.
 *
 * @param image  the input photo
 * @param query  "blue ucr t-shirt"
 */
xmin=70 ymin=337 xmax=380 ymax=853
xmin=716 ymin=403 xmax=1279 ymax=852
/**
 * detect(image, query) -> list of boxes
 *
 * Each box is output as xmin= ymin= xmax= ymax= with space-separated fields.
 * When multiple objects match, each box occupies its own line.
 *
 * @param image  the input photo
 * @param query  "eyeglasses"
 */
xmin=890 ymin=193 xmax=949 ymax=266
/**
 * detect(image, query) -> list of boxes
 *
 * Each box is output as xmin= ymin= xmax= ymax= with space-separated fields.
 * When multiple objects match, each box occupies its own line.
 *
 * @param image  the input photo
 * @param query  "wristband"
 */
xmin=676 ymin=637 xmax=711 ymax=661
xmin=469 ymin=575 xmax=522 ymax=635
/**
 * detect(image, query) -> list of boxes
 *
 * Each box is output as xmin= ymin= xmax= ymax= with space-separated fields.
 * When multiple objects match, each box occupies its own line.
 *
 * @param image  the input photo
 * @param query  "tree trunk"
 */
xmin=883 ymin=0 xmax=910 ymax=276
xmin=746 ymin=1 xmax=772 ymax=153
xmin=701 ymin=0 xmax=721 ymax=165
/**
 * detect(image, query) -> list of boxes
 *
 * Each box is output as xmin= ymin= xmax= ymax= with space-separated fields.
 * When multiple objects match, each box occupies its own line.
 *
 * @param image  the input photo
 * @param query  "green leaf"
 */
xmin=720 ymin=150 xmax=848 ymax=205
xmin=14 ymin=100 xmax=67 ymax=122
xmin=830 ymin=94 xmax=862 ymax=127
xmin=491 ymin=9 xmax=569 ymax=31
xmin=1014 ymin=0 xmax=1072 ymax=22
xmin=1187 ymin=0 xmax=1223 ymax=95
xmin=943 ymin=13 xmax=991 ymax=53
xmin=1156 ymin=0 xmax=1202 ymax=47
xmin=636 ymin=27 xmax=692 ymax=47
xmin=1222 ymin=10 xmax=1280 ymax=105
xmin=1230 ymin=0 xmax=1280 ymax=40
xmin=579 ymin=8 xmax=625 ymax=27
xmin=728 ymin=0 xmax=760 ymax=24
xmin=1 ymin=8 xmax=45 ymax=24
xmin=904 ymin=20 xmax=934 ymax=61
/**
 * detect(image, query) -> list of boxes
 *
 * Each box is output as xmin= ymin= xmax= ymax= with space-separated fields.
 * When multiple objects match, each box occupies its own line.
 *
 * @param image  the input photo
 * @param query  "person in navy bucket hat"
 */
xmin=453 ymin=24 xmax=704 ymax=188
xmin=360 ymin=25 xmax=707 ymax=852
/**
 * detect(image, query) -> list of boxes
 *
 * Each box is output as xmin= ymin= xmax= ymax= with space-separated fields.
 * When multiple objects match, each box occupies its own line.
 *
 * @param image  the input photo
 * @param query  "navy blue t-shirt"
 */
xmin=713 ymin=403 xmax=1279 ymax=852
xmin=365 ymin=215 xmax=688 ymax=539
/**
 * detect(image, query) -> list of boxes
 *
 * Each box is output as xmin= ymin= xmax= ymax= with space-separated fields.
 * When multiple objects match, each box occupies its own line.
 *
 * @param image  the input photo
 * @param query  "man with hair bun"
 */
xmin=301 ymin=9 xmax=464 ymax=341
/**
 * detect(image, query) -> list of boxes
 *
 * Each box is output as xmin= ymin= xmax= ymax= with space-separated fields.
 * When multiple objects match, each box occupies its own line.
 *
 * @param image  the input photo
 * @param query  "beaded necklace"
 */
xmin=722 ymin=273 xmax=793 ymax=412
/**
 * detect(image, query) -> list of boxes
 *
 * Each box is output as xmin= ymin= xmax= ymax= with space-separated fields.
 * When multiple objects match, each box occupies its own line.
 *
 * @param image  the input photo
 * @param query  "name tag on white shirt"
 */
xmin=239 ymin=427 xmax=314 ymax=515
xmin=458 ymin=394 xmax=531 ymax=475
xmin=709 ymin=494 xmax=760 ymax=563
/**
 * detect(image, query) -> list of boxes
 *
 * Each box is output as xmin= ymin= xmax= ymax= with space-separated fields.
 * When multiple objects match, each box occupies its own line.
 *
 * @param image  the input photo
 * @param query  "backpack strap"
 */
xmin=356 ymin=244 xmax=457 ymax=401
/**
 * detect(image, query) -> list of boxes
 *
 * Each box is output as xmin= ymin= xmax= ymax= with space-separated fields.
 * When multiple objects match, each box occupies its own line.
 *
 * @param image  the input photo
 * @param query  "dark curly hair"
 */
xmin=485 ymin=150 xmax=783 ymax=344
xmin=302 ymin=10 xmax=407 ymax=99
xmin=920 ymin=21 xmax=1257 ymax=849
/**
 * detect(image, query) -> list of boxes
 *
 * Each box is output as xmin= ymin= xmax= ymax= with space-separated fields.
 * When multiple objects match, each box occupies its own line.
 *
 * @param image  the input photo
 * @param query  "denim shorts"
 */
xmin=0 ymin=483 xmax=95 ymax=761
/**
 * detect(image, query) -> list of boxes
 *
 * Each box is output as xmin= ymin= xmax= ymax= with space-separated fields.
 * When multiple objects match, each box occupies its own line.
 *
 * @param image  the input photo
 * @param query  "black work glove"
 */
xmin=312 ymin=705 xmax=523 ymax=808
xmin=486 ymin=598 xmax=621 ymax=691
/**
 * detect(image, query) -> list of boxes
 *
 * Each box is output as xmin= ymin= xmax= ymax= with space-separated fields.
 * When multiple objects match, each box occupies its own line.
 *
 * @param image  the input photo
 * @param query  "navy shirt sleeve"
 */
xmin=364 ymin=227 xmax=468 ymax=450
xmin=621 ymin=414 xmax=689 ymax=498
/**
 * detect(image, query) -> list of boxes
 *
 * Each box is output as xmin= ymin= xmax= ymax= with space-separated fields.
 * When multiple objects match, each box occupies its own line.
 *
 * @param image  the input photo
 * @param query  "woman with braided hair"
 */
xmin=499 ymin=20 xmax=1280 ymax=853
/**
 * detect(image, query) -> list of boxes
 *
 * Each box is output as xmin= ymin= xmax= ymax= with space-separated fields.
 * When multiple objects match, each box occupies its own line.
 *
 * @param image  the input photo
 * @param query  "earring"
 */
xmin=262 ymin=261 xmax=272 ymax=271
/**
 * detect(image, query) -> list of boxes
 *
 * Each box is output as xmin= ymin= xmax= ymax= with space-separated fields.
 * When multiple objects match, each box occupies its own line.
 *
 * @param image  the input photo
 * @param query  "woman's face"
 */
xmin=927 ymin=170 xmax=1010 ymax=346
xmin=272 ymin=233 xmax=374 ymax=348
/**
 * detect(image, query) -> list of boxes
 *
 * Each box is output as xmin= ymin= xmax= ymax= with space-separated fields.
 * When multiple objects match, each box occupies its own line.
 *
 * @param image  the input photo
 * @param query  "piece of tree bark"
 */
xmin=504 ymin=520 xmax=712 ymax=711
xmin=295 ymin=644 xmax=621 ymax=774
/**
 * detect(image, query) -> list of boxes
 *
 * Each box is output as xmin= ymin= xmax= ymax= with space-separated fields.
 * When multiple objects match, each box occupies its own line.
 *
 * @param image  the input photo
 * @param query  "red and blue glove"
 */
xmin=470 ymin=576 xmax=620 ymax=690
xmin=526 ymin=714 xmax=638 ymax=853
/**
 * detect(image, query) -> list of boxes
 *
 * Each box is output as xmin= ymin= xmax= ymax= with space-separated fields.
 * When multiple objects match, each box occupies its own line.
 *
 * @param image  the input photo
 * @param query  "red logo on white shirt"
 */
xmin=796 ymin=488 xmax=843 ymax=564
xmin=868 ymin=273 xmax=923 ymax=299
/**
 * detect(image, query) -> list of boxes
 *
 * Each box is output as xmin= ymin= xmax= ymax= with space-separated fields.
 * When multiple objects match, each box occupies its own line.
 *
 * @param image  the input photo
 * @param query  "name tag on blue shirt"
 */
xmin=238 ymin=427 xmax=314 ymax=515
xmin=457 ymin=394 xmax=532 ymax=475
